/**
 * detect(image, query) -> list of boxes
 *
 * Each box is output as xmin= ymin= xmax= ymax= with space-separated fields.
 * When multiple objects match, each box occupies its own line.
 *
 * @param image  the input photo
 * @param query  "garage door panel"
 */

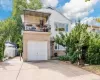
xmin=27 ymin=44 xmax=37 ymax=60
xmin=27 ymin=41 xmax=47 ymax=61
xmin=38 ymin=55 xmax=47 ymax=60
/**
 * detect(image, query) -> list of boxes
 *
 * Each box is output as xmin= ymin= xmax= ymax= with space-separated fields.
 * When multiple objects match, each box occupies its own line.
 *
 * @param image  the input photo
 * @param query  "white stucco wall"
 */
xmin=38 ymin=8 xmax=71 ymax=37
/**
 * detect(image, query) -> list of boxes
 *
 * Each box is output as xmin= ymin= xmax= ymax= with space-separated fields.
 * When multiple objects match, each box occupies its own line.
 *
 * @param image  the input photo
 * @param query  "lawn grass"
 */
xmin=82 ymin=65 xmax=100 ymax=75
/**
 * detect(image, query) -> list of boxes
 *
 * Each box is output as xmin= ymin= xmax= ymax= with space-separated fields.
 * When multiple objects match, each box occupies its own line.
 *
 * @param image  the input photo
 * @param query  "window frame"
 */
xmin=54 ymin=22 xmax=68 ymax=32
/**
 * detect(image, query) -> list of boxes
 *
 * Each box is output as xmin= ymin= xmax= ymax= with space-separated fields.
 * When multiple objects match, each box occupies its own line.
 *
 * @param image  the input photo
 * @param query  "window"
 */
xmin=54 ymin=22 xmax=68 ymax=32
xmin=66 ymin=24 xmax=68 ymax=32
xmin=55 ymin=43 xmax=65 ymax=50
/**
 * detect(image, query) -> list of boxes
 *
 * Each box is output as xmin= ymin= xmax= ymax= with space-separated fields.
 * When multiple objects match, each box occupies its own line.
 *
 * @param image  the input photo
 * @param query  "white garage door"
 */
xmin=27 ymin=41 xmax=48 ymax=61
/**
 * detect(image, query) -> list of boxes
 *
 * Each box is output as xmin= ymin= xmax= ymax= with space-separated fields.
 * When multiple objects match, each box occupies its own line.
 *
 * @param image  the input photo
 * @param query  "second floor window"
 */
xmin=54 ymin=22 xmax=68 ymax=32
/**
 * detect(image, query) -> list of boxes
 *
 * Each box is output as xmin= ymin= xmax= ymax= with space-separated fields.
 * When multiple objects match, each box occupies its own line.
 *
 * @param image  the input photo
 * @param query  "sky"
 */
xmin=0 ymin=0 xmax=100 ymax=25
xmin=0 ymin=0 xmax=12 ymax=20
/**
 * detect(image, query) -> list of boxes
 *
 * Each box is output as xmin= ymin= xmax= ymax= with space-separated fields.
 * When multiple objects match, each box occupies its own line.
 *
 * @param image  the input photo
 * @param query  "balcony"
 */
xmin=21 ymin=9 xmax=51 ymax=32
xmin=24 ymin=23 xmax=51 ymax=32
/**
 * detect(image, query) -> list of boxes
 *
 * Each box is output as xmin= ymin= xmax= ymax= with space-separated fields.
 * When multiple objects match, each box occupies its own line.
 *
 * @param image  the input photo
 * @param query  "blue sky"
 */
xmin=58 ymin=0 xmax=100 ymax=18
xmin=57 ymin=0 xmax=70 ymax=6
xmin=0 ymin=9 xmax=12 ymax=20
xmin=0 ymin=0 xmax=100 ymax=20
xmin=0 ymin=0 xmax=12 ymax=20
xmin=89 ymin=1 xmax=100 ymax=17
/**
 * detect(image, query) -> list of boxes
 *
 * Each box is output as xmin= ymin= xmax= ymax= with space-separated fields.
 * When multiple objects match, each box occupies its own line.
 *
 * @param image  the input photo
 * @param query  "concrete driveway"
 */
xmin=0 ymin=57 xmax=100 ymax=80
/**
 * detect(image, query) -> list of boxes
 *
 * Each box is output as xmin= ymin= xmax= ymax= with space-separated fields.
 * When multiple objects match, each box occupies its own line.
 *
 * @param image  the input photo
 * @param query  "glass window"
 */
xmin=55 ymin=43 xmax=65 ymax=50
xmin=54 ymin=22 xmax=68 ymax=32
xmin=66 ymin=24 xmax=68 ymax=32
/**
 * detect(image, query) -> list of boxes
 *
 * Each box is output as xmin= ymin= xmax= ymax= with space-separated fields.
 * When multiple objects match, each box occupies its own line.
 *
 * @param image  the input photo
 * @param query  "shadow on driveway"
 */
xmin=24 ymin=60 xmax=91 ymax=78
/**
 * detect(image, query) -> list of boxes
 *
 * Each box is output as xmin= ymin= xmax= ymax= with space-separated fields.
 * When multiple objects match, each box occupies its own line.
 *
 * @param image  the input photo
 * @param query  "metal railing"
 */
xmin=24 ymin=26 xmax=51 ymax=32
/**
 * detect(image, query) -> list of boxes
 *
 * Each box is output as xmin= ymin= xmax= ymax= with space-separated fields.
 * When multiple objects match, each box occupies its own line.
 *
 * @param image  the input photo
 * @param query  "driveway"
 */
xmin=0 ymin=57 xmax=100 ymax=80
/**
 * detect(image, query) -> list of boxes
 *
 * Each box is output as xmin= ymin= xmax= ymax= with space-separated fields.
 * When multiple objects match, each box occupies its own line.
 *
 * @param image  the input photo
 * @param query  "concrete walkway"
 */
xmin=0 ymin=57 xmax=100 ymax=80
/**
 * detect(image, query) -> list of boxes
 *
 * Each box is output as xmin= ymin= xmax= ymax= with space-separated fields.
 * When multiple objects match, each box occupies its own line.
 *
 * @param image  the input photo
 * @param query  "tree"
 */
xmin=12 ymin=0 xmax=42 ymax=54
xmin=85 ymin=0 xmax=90 ymax=2
xmin=55 ymin=22 xmax=100 ymax=65
xmin=0 ymin=19 xmax=15 ymax=60
xmin=55 ymin=23 xmax=90 ymax=64
xmin=27 ymin=0 xmax=42 ymax=10
xmin=0 ymin=0 xmax=42 ymax=60
xmin=12 ymin=0 xmax=42 ymax=16
xmin=12 ymin=0 xmax=27 ymax=16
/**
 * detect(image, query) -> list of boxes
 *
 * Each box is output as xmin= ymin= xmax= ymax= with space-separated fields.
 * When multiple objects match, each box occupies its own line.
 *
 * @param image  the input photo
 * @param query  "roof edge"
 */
xmin=46 ymin=6 xmax=72 ymax=22
xmin=23 ymin=9 xmax=51 ymax=15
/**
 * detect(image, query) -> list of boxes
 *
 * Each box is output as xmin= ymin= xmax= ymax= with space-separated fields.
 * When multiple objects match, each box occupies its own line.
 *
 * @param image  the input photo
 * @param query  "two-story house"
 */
xmin=37 ymin=7 xmax=72 ymax=57
xmin=21 ymin=7 xmax=71 ymax=61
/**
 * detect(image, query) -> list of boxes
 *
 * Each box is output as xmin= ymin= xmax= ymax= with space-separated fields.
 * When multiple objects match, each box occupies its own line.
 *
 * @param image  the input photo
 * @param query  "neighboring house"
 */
xmin=87 ymin=25 xmax=100 ymax=33
xmin=21 ymin=7 xmax=71 ymax=61
xmin=4 ymin=42 xmax=17 ymax=58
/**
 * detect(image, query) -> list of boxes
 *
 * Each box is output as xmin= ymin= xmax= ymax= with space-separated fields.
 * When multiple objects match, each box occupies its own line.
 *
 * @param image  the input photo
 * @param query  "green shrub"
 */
xmin=55 ymin=22 xmax=100 ymax=65
xmin=0 ymin=52 xmax=3 ymax=61
xmin=86 ymin=34 xmax=100 ymax=64
xmin=0 ymin=42 xmax=4 ymax=61
xmin=58 ymin=55 xmax=69 ymax=61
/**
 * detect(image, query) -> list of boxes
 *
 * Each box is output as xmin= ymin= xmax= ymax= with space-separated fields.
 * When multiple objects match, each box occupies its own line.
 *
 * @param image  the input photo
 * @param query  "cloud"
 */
xmin=81 ymin=17 xmax=100 ymax=26
xmin=0 ymin=0 xmax=12 ymax=11
xmin=63 ymin=0 xmax=99 ymax=20
xmin=81 ymin=17 xmax=95 ymax=24
xmin=71 ymin=17 xmax=96 ymax=28
xmin=41 ymin=0 xmax=58 ymax=7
